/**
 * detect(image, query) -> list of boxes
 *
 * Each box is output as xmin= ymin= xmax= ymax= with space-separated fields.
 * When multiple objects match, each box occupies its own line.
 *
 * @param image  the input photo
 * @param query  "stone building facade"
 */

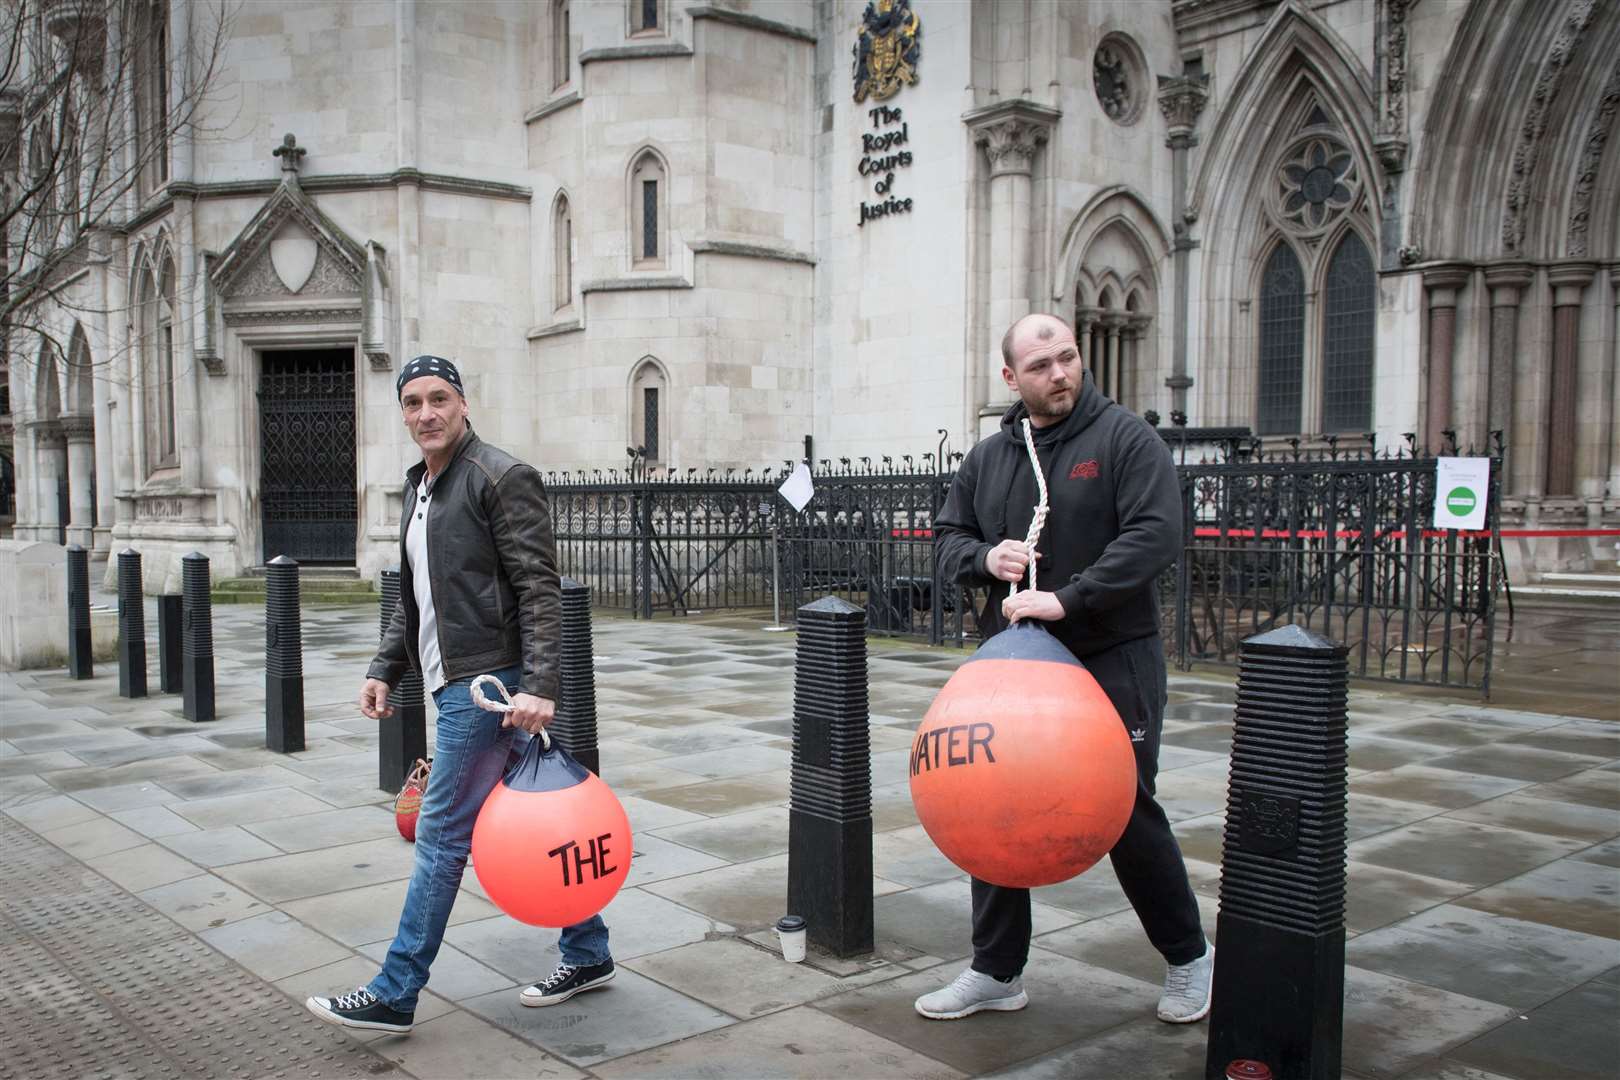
xmin=4 ymin=0 xmax=1617 ymax=588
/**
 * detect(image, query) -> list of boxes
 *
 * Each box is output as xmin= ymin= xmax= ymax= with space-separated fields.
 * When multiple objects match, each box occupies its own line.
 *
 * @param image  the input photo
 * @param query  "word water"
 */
xmin=910 ymin=722 xmax=997 ymax=776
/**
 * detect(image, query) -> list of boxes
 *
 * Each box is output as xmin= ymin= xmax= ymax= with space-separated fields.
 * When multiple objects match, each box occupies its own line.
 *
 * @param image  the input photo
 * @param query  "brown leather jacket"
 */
xmin=368 ymin=429 xmax=562 ymax=700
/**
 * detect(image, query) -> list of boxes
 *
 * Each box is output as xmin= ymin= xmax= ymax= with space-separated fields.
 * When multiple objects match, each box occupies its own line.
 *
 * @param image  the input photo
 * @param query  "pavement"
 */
xmin=1 ymin=594 xmax=1616 ymax=1080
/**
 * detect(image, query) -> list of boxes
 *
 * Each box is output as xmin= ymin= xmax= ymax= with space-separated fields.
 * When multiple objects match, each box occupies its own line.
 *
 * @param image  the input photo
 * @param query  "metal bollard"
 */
xmin=1205 ymin=625 xmax=1349 ymax=1080
xmin=116 ymin=549 xmax=147 ymax=698
xmin=377 ymin=568 xmax=426 ymax=793
xmin=550 ymin=577 xmax=600 ymax=775
xmin=66 ymin=544 xmax=92 ymax=679
xmin=182 ymin=552 xmax=216 ymax=723
xmin=157 ymin=595 xmax=183 ymax=694
xmin=264 ymin=555 xmax=305 ymax=753
xmin=786 ymin=596 xmax=874 ymax=957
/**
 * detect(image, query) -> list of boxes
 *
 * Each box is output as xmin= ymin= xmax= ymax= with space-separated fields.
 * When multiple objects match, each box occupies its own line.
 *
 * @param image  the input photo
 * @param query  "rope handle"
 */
xmin=1008 ymin=417 xmax=1049 ymax=598
xmin=470 ymin=674 xmax=551 ymax=750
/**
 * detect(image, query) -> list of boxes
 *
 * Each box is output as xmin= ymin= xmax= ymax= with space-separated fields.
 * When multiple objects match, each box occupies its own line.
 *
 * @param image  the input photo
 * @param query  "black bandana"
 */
xmin=396 ymin=355 xmax=465 ymax=400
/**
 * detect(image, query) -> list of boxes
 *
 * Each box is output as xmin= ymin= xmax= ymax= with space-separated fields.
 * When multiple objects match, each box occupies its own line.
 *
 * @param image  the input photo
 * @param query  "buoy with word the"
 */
xmin=468 ymin=676 xmax=632 ymax=927
xmin=909 ymin=621 xmax=1136 ymax=888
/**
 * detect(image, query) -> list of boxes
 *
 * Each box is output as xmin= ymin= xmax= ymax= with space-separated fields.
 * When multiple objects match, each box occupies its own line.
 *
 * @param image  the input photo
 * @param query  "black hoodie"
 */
xmin=934 ymin=372 xmax=1182 ymax=659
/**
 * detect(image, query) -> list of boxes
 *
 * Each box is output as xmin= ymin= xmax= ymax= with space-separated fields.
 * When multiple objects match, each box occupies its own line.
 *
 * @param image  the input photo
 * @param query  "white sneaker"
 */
xmin=914 ymin=967 xmax=1028 ymax=1020
xmin=1157 ymin=942 xmax=1214 ymax=1023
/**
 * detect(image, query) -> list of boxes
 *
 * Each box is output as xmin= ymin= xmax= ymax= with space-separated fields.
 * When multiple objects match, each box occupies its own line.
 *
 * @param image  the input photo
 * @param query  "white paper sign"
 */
xmin=778 ymin=462 xmax=815 ymax=513
xmin=1433 ymin=457 xmax=1490 ymax=530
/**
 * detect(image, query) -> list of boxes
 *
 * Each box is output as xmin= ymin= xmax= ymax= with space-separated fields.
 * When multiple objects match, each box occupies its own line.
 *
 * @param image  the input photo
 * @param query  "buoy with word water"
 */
xmin=909 ymin=621 xmax=1136 ymax=888
xmin=468 ymin=676 xmax=632 ymax=927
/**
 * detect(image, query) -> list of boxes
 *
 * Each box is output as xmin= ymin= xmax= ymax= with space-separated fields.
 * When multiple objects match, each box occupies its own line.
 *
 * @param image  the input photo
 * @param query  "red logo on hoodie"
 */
xmin=1069 ymin=459 xmax=1100 ymax=480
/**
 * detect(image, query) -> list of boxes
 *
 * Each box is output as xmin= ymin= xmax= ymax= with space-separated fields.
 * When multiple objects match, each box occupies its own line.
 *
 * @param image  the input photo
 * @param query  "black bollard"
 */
xmin=116 ymin=549 xmax=147 ymax=698
xmin=66 ymin=544 xmax=92 ymax=679
xmin=1205 ymin=625 xmax=1349 ymax=1080
xmin=264 ymin=555 xmax=305 ymax=753
xmin=182 ymin=552 xmax=216 ymax=723
xmin=377 ymin=568 xmax=426 ymax=793
xmin=786 ymin=596 xmax=874 ymax=957
xmin=550 ymin=578 xmax=600 ymax=775
xmin=157 ymin=595 xmax=183 ymax=694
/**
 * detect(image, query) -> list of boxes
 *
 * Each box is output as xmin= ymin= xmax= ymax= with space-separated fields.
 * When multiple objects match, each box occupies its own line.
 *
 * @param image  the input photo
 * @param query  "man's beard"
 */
xmin=1026 ymin=387 xmax=1075 ymax=421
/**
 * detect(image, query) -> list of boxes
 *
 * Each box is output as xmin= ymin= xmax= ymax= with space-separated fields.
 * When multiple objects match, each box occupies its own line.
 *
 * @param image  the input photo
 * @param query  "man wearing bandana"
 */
xmin=306 ymin=356 xmax=616 ymax=1034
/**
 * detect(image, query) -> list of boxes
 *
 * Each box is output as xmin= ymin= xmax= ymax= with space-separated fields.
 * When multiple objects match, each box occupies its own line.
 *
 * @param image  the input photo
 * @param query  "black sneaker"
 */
xmin=305 ymin=986 xmax=414 ymax=1033
xmin=519 ymin=960 xmax=615 ymax=1007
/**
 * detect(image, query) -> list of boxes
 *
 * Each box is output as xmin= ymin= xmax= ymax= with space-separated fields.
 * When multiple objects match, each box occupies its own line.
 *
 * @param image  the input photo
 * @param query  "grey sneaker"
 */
xmin=914 ymin=967 xmax=1028 ymax=1020
xmin=1157 ymin=943 xmax=1214 ymax=1023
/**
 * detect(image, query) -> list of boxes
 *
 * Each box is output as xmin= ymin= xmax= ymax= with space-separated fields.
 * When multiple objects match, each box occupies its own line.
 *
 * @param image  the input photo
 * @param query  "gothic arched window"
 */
xmin=630 ymin=358 xmax=667 ymax=462
xmin=553 ymin=193 xmax=572 ymax=310
xmin=134 ymin=0 xmax=171 ymax=198
xmin=136 ymin=254 xmax=177 ymax=474
xmin=630 ymin=150 xmax=667 ymax=268
xmin=630 ymin=0 xmax=663 ymax=35
xmin=552 ymin=0 xmax=571 ymax=90
xmin=1321 ymin=230 xmax=1375 ymax=433
xmin=1257 ymin=242 xmax=1305 ymax=436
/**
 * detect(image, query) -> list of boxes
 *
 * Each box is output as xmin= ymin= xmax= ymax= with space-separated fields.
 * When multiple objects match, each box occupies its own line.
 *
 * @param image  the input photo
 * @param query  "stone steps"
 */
xmin=213 ymin=572 xmax=377 ymax=606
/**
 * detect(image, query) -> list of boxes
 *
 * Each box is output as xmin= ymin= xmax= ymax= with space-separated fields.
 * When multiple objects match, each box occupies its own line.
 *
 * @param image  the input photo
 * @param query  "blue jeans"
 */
xmin=368 ymin=665 xmax=611 ymax=1012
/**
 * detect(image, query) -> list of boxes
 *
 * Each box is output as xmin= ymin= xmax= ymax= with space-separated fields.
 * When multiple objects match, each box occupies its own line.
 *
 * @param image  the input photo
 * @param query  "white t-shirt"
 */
xmin=405 ymin=474 xmax=446 ymax=693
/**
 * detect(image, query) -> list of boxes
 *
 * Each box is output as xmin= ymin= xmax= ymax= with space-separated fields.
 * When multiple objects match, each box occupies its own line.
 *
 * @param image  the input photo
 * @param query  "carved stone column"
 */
xmin=1422 ymin=264 xmax=1470 ymax=452
xmin=1544 ymin=262 xmax=1596 ymax=496
xmin=1156 ymin=74 xmax=1208 ymax=416
xmin=62 ymin=413 xmax=97 ymax=549
xmin=28 ymin=420 xmax=67 ymax=542
xmin=1103 ymin=315 xmax=1125 ymax=402
xmin=1077 ymin=307 xmax=1101 ymax=369
xmin=1609 ymin=265 xmax=1620 ymax=499
xmin=965 ymin=100 xmax=1060 ymax=427
xmin=1483 ymin=261 xmax=1534 ymax=478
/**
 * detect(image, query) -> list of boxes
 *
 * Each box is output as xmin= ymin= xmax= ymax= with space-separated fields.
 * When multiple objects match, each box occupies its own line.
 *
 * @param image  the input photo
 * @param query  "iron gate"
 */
xmin=258 ymin=350 xmax=357 ymax=564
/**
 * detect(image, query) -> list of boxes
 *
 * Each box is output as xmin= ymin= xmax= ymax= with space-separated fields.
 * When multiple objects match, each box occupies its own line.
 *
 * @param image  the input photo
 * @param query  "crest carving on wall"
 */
xmin=852 ymin=0 xmax=920 ymax=104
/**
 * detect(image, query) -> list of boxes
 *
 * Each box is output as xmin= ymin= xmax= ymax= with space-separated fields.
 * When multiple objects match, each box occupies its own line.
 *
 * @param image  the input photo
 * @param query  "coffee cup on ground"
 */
xmin=775 ymin=915 xmax=807 ymax=962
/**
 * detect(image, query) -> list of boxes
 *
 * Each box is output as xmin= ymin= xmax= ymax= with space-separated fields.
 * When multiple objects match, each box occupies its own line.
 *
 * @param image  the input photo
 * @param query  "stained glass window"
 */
xmin=1257 ymin=243 xmax=1304 ymax=435
xmin=642 ymin=179 xmax=658 ymax=259
xmin=1321 ymin=231 xmax=1375 ymax=432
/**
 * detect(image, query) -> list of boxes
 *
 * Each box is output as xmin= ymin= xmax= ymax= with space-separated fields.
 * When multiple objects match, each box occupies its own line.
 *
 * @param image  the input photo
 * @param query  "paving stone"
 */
xmin=1349 ymin=817 xmax=1588 ymax=888
xmin=108 ymin=804 xmax=204 ymax=838
xmin=283 ymin=878 xmax=500 ymax=947
xmin=36 ymin=754 xmax=224 ymax=793
xmin=1378 ymin=718 xmax=1537 ymax=747
xmin=273 ymin=955 xmax=458 ymax=1032
xmin=1503 ymin=721 xmax=1620 ymax=759
xmin=1346 ymin=904 xmax=1620 ymax=1008
xmin=0 ymin=750 xmax=87 ymax=775
xmin=1394 ymin=1065 xmax=1519 ymax=1080
xmin=1348 ymin=734 xmax=1448 ymax=772
xmin=158 ymin=824 xmax=287 ymax=867
xmin=1443 ymin=792 xmax=1620 ymax=843
xmin=243 ymin=805 xmax=400 ymax=853
xmin=0 ymin=773 xmax=58 ymax=808
xmin=158 ymin=764 xmax=318 ymax=801
xmin=138 ymin=874 xmax=272 ymax=930
xmin=1453 ymin=857 xmax=1620 ymax=939
xmin=624 ymin=937 xmax=889 ymax=1019
xmin=1347 ymin=791 xmax=1444 ymax=841
xmin=623 ymin=831 xmax=729 ymax=887
xmin=355 ymin=938 xmax=518 ymax=1001
xmin=302 ymin=778 xmax=396 ymax=809
xmin=1170 ymin=814 xmax=1226 ymax=865
xmin=461 ymin=965 xmax=734 ymax=1067
xmin=86 ymin=843 xmax=204 ymax=892
xmin=1341 ymin=965 xmax=1519 ymax=1077
xmin=598 ymin=760 xmax=711 ymax=795
xmin=1344 ymin=860 xmax=1475 ymax=934
xmin=637 ymin=772 xmax=789 ymax=816
xmin=213 ymin=837 xmax=417 ymax=902
xmin=1573 ymin=837 xmax=1620 ymax=868
xmin=369 ymin=1007 xmax=586 ymax=1078
xmin=1031 ymin=894 xmax=1219 ymax=985
xmin=654 ymin=742 xmax=795 ymax=779
xmin=873 ymin=878 xmax=1079 ymax=962
xmin=69 ymin=780 xmax=180 ymax=812
xmin=1425 ymin=744 xmax=1608 ymax=783
xmin=197 ymin=910 xmax=352 ymax=981
xmin=280 ymin=752 xmax=382 ymax=783
xmin=873 ymin=823 xmax=969 ymax=887
xmin=3 ymin=792 xmax=102 ymax=832
xmin=1351 ymin=765 xmax=1533 ymax=809
xmin=1445 ymin=975 xmax=1620 ymax=1080
xmin=986 ymin=1013 xmax=1208 ymax=1078
xmin=168 ymin=786 xmax=338 ymax=829
xmin=635 ymin=724 xmax=775 ymax=756
xmin=1516 ymin=769 xmax=1620 ymax=811
xmin=43 ymin=816 xmax=148 ymax=859
xmin=592 ymin=1004 xmax=965 ymax=1079
xmin=816 ymin=949 xmax=1160 ymax=1076
xmin=1154 ymin=773 xmax=1232 ymax=822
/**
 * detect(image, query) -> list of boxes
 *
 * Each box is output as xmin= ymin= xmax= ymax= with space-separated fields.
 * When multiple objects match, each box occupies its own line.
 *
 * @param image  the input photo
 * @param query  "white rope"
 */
xmin=1007 ymin=417 xmax=1049 ymax=598
xmin=470 ymin=674 xmax=551 ymax=749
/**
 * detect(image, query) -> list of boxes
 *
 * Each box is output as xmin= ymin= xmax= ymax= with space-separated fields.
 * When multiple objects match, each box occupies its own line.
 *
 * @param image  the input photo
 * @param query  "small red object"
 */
xmin=394 ymin=758 xmax=430 ymax=843
xmin=1225 ymin=1062 xmax=1273 ymax=1080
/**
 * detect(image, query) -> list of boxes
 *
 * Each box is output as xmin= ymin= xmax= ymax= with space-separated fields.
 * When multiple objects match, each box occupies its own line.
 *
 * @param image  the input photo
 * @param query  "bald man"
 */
xmin=918 ymin=313 xmax=1213 ymax=1024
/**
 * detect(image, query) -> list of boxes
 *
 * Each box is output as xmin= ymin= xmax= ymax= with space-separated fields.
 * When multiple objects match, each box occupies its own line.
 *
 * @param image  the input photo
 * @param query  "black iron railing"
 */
xmin=544 ymin=432 xmax=1500 ymax=691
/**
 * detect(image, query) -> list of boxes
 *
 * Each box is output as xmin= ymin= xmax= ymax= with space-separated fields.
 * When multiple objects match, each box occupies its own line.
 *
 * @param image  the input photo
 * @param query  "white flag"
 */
xmin=778 ymin=462 xmax=815 ymax=513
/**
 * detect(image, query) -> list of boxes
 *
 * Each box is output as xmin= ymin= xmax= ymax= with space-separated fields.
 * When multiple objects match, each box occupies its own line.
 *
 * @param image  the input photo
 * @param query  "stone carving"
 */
xmin=232 ymin=244 xmax=358 ymax=299
xmin=1156 ymin=74 xmax=1210 ymax=141
xmin=1378 ymin=0 xmax=1411 ymax=138
xmin=852 ymin=0 xmax=920 ymax=104
xmin=1566 ymin=56 xmax=1620 ymax=259
xmin=1503 ymin=0 xmax=1598 ymax=255
xmin=974 ymin=117 xmax=1050 ymax=177
xmin=1095 ymin=43 xmax=1131 ymax=121
xmin=1274 ymin=134 xmax=1359 ymax=235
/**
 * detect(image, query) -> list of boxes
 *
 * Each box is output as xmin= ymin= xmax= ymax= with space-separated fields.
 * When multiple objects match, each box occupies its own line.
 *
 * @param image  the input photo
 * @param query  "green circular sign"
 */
xmin=1445 ymin=486 xmax=1477 ymax=515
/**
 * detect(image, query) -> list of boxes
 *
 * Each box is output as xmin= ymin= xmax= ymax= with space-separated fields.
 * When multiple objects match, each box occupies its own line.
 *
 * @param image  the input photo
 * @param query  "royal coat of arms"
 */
xmin=853 ymin=0 xmax=921 ymax=103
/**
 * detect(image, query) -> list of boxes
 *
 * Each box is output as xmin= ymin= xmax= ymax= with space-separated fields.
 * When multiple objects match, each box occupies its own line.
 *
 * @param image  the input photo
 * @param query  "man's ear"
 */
xmin=1001 ymin=364 xmax=1018 ymax=392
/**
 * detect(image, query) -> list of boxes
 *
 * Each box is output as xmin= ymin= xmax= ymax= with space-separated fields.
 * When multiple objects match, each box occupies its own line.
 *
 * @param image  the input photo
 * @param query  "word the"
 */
xmin=910 ymin=722 xmax=997 ymax=776
xmin=546 ymin=833 xmax=617 ymax=886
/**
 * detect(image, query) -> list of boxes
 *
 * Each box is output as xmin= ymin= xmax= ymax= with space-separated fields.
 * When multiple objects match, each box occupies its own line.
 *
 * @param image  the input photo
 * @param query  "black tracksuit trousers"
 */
xmin=969 ymin=633 xmax=1205 ymax=977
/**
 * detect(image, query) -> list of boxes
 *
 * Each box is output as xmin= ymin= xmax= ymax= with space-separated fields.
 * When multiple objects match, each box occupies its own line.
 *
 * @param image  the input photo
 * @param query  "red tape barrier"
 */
xmin=886 ymin=528 xmax=1620 ymax=541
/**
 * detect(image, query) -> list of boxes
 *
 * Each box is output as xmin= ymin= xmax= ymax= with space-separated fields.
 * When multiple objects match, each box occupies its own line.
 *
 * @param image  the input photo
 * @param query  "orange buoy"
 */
xmin=471 ymin=734 xmax=632 ymax=927
xmin=909 ymin=622 xmax=1136 ymax=888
